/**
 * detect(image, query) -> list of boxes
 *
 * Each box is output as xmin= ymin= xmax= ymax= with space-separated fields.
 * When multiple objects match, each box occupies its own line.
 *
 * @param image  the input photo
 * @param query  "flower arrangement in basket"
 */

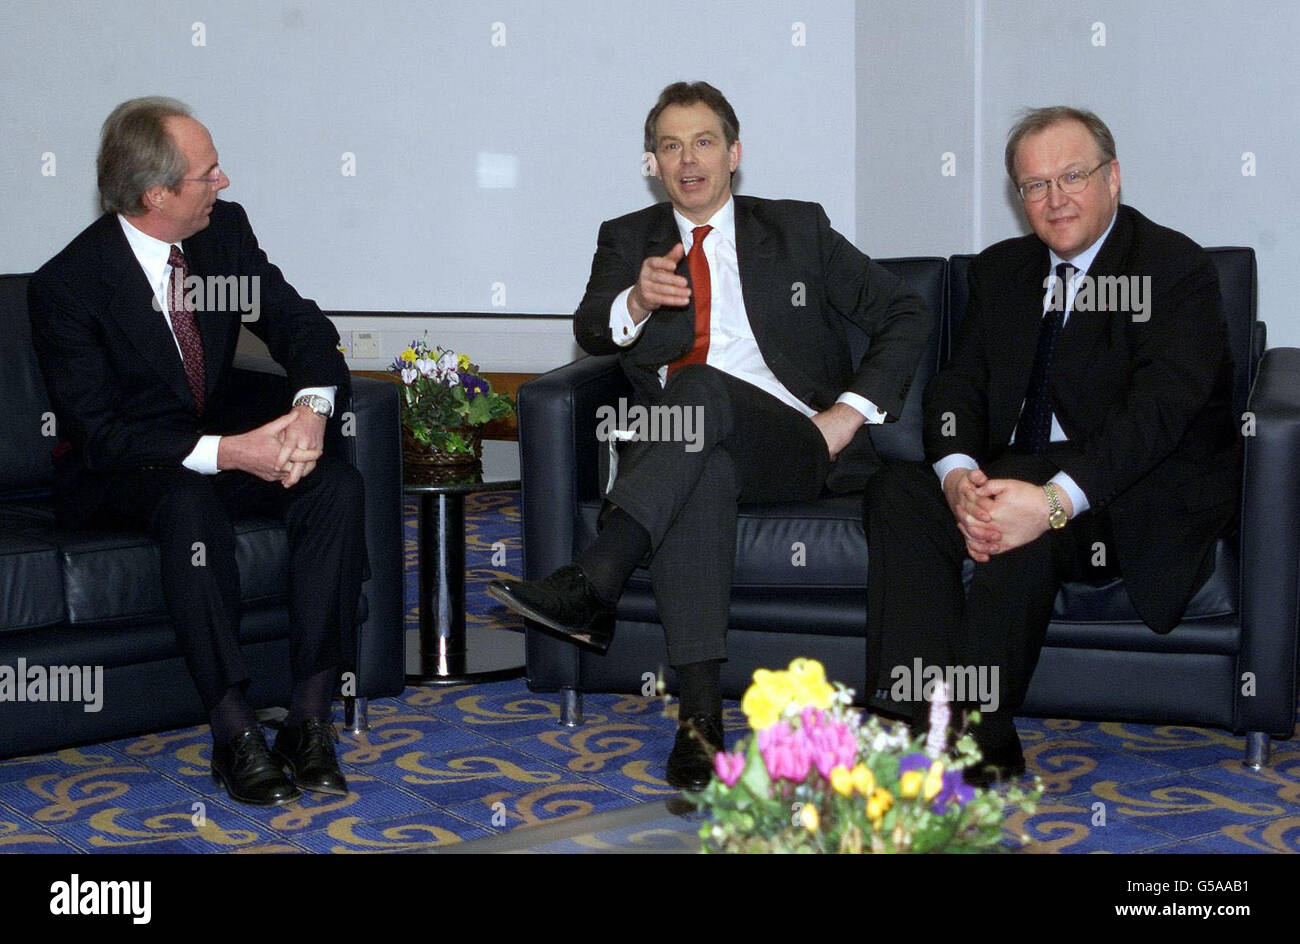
xmin=389 ymin=335 xmax=514 ymax=469
xmin=697 ymin=659 xmax=1040 ymax=853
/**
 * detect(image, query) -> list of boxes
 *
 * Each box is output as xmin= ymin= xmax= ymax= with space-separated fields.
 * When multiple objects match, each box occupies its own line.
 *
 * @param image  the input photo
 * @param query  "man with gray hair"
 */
xmin=28 ymin=97 xmax=365 ymax=806
xmin=864 ymin=106 xmax=1239 ymax=785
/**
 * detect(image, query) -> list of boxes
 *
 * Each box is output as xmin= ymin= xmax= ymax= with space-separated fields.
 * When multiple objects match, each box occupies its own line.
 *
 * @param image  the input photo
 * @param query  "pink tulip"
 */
xmin=713 ymin=751 xmax=745 ymax=787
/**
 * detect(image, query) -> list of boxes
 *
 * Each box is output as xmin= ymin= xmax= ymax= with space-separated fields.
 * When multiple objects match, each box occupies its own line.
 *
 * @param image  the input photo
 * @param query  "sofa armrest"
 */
xmin=517 ymin=355 xmax=629 ymax=692
xmin=1238 ymin=346 xmax=1300 ymax=735
xmin=517 ymin=354 xmax=629 ymax=579
xmin=339 ymin=375 xmax=405 ymax=699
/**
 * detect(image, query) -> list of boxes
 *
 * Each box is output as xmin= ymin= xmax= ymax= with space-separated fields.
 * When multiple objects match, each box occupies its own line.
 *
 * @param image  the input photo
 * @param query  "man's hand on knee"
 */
xmin=217 ymin=412 xmax=315 ymax=482
xmin=810 ymin=402 xmax=865 ymax=460
xmin=943 ymin=467 xmax=1000 ymax=562
xmin=974 ymin=477 xmax=1064 ymax=555
xmin=275 ymin=406 xmax=327 ymax=487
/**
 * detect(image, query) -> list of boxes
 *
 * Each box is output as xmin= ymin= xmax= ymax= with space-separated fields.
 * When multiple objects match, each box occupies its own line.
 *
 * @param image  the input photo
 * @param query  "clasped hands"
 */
xmin=943 ymin=467 xmax=1074 ymax=563
xmin=216 ymin=406 xmax=326 ymax=488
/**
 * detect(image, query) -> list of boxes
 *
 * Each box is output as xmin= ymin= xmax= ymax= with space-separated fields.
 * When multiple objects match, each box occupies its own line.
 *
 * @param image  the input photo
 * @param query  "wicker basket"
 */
xmin=402 ymin=424 xmax=483 ymax=472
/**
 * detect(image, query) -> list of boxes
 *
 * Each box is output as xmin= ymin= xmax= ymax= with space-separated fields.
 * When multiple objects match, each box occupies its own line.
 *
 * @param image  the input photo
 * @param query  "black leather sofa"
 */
xmin=0 ymin=273 xmax=405 ymax=759
xmin=518 ymin=249 xmax=1300 ymax=766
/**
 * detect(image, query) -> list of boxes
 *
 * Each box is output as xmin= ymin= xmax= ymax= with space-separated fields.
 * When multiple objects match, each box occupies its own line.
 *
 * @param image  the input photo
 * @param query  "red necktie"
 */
xmin=167 ymin=244 xmax=206 ymax=413
xmin=667 ymin=225 xmax=713 ymax=379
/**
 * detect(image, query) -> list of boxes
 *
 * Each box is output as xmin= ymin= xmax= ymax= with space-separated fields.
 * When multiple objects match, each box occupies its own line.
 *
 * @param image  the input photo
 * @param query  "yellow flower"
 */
xmin=851 ymin=763 xmax=876 ymax=796
xmin=400 ymin=349 xmax=417 ymax=364
xmin=799 ymin=803 xmax=820 ymax=832
xmin=741 ymin=684 xmax=780 ymax=730
xmin=786 ymin=658 xmax=834 ymax=708
xmin=899 ymin=770 xmax=923 ymax=799
xmin=830 ymin=766 xmax=854 ymax=797
xmin=866 ymin=788 xmax=893 ymax=825
xmin=742 ymin=668 xmax=795 ymax=729
xmin=457 ymin=353 xmax=471 ymax=371
xmin=923 ymin=760 xmax=945 ymax=802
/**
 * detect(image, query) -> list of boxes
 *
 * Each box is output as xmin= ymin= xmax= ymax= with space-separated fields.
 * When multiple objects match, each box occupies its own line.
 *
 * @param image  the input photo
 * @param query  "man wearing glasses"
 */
xmin=28 ymin=97 xmax=364 ymax=806
xmin=864 ymin=107 xmax=1239 ymax=785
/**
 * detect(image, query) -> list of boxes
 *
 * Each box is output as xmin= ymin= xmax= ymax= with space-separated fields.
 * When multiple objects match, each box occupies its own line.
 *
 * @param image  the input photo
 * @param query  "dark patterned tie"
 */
xmin=167 ymin=244 xmax=206 ymax=413
xmin=666 ymin=225 xmax=713 ymax=379
xmin=1014 ymin=263 xmax=1074 ymax=453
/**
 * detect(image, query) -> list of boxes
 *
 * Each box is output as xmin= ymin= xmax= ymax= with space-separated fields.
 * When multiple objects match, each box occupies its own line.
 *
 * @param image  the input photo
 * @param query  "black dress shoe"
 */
xmin=211 ymin=727 xmax=301 ymax=806
xmin=963 ymin=717 xmax=1026 ymax=788
xmin=665 ymin=713 xmax=725 ymax=792
xmin=273 ymin=717 xmax=349 ymax=796
xmin=487 ymin=564 xmax=615 ymax=653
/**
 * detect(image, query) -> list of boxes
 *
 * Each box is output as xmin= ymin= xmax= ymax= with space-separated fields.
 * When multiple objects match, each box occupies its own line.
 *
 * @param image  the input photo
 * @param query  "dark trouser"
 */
xmin=61 ymin=456 xmax=366 ymax=710
xmin=863 ymin=452 xmax=1116 ymax=726
xmin=605 ymin=365 xmax=830 ymax=666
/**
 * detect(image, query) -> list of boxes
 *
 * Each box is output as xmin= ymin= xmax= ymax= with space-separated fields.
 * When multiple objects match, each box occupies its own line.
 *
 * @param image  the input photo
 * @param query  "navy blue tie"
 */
xmin=1014 ymin=263 xmax=1074 ymax=453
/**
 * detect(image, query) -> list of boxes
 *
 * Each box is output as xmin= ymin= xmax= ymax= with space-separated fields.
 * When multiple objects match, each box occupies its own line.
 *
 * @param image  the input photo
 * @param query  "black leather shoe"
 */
xmin=211 ymin=727 xmax=301 ymax=806
xmin=487 ymin=564 xmax=615 ymax=653
xmin=273 ymin=717 xmax=349 ymax=796
xmin=665 ymin=713 xmax=725 ymax=792
xmin=963 ymin=717 xmax=1026 ymax=788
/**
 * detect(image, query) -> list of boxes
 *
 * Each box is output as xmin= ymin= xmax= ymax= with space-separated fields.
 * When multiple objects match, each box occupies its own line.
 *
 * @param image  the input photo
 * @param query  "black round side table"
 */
xmin=403 ymin=439 xmax=524 ymax=685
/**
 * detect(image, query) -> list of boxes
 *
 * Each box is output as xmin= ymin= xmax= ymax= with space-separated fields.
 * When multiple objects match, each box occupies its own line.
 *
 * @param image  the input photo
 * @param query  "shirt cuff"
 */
xmin=835 ymin=392 xmax=887 ymax=425
xmin=609 ymin=288 xmax=646 ymax=347
xmin=183 ymin=435 xmax=222 ymax=475
xmin=932 ymin=453 xmax=979 ymax=487
xmin=1051 ymin=470 xmax=1090 ymax=517
xmin=294 ymin=386 xmax=337 ymax=416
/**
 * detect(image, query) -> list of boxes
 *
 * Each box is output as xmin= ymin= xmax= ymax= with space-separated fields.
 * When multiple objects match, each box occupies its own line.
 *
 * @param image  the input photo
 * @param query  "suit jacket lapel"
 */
xmin=992 ymin=249 xmax=1053 ymax=446
xmin=635 ymin=205 xmax=695 ymax=367
xmin=1051 ymin=206 xmax=1135 ymax=429
xmin=733 ymin=198 xmax=777 ymax=349
xmin=98 ymin=218 xmax=198 ymax=411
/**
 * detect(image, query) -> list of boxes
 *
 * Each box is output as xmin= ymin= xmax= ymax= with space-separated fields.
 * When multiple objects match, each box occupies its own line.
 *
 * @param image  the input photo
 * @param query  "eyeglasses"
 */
xmin=1017 ymin=160 xmax=1110 ymax=202
xmin=182 ymin=167 xmax=225 ymax=187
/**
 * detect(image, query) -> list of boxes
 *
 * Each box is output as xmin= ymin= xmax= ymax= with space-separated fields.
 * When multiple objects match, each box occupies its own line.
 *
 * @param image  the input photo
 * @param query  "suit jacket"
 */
xmin=28 ymin=200 xmax=349 ymax=506
xmin=573 ymin=196 xmax=932 ymax=491
xmin=924 ymin=204 xmax=1240 ymax=633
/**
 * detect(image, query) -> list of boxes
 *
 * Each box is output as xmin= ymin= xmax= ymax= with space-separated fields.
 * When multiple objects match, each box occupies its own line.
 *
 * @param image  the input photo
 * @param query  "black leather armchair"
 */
xmin=0 ymin=273 xmax=405 ymax=758
xmin=518 ymin=251 xmax=1299 ymax=766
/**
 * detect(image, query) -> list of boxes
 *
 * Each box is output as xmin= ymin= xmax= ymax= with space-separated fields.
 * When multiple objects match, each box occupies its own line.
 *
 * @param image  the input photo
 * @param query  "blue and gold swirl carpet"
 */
xmin=0 ymin=492 xmax=1296 ymax=854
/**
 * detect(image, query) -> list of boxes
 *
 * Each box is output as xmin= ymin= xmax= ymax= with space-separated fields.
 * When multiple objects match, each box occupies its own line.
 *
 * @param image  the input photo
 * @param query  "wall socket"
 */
xmin=351 ymin=331 xmax=381 ymax=359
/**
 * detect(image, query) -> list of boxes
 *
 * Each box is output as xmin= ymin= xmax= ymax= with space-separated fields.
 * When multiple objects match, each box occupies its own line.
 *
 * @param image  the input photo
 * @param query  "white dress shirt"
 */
xmin=606 ymin=198 xmax=887 ymax=424
xmin=118 ymin=215 xmax=335 ymax=474
xmin=932 ymin=211 xmax=1119 ymax=516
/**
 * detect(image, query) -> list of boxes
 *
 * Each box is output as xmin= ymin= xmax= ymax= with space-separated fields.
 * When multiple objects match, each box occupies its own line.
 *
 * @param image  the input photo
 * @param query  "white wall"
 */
xmin=858 ymin=0 xmax=1300 ymax=348
xmin=4 ymin=0 xmax=1298 ymax=371
xmin=1 ymin=0 xmax=857 ymax=371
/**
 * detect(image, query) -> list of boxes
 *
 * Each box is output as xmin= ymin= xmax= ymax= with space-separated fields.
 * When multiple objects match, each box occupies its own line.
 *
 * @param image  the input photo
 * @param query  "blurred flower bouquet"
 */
xmin=390 ymin=336 xmax=513 ymax=467
xmin=697 ymin=659 xmax=1039 ymax=854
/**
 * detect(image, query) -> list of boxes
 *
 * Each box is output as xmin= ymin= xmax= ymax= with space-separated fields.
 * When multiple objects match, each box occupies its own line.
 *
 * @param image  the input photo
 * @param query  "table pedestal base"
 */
xmin=405 ymin=490 xmax=525 ymax=686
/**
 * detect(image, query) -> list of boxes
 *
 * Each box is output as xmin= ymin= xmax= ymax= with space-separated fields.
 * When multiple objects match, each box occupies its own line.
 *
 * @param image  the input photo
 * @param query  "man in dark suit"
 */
xmin=491 ymin=81 xmax=931 ymax=789
xmin=28 ymin=97 xmax=365 ymax=805
xmin=864 ymin=106 xmax=1239 ymax=784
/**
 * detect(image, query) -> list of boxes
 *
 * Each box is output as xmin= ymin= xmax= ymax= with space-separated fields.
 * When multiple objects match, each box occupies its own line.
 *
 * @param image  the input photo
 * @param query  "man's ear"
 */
xmin=1106 ymin=159 xmax=1121 ymax=200
xmin=643 ymin=151 xmax=659 ymax=178
xmin=142 ymin=184 xmax=165 ymax=212
xmin=728 ymin=140 xmax=742 ymax=174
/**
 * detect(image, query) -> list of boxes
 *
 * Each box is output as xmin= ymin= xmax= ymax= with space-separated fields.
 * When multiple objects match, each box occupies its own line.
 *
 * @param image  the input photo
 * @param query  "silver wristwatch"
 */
xmin=293 ymin=394 xmax=332 ymax=418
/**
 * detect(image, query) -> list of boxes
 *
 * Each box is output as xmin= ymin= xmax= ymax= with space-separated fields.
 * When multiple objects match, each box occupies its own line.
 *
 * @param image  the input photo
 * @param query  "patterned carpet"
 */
xmin=0 ymin=491 xmax=1296 ymax=854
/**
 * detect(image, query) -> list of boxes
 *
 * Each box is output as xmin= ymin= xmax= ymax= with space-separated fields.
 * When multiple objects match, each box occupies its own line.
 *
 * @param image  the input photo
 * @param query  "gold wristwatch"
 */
xmin=293 ymin=394 xmax=332 ymax=418
xmin=1044 ymin=483 xmax=1068 ymax=530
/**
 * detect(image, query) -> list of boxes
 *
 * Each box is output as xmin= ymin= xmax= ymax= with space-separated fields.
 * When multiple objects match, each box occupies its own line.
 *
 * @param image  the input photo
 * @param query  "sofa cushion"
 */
xmin=0 ymin=505 xmax=66 ymax=631
xmin=580 ymin=494 xmax=869 ymax=590
xmin=58 ymin=517 xmax=289 ymax=626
